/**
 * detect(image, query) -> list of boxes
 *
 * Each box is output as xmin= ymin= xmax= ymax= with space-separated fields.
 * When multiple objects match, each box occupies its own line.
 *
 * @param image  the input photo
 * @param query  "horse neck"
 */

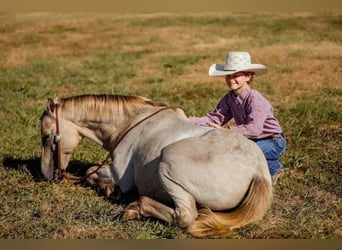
xmin=58 ymin=99 xmax=149 ymax=150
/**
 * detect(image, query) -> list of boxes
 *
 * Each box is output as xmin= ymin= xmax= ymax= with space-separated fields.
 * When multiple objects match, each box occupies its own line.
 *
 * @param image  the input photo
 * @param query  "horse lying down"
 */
xmin=40 ymin=94 xmax=273 ymax=238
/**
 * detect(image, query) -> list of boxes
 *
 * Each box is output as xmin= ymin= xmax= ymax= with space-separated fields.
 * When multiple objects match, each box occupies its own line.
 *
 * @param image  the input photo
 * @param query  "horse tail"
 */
xmin=187 ymin=174 xmax=273 ymax=238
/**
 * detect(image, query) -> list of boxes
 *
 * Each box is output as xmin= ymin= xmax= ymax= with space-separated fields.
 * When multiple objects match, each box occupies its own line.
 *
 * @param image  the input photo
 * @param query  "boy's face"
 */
xmin=225 ymin=72 xmax=252 ymax=94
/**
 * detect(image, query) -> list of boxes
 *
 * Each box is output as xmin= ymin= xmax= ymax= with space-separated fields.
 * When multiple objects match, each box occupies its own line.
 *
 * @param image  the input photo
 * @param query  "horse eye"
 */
xmin=42 ymin=134 xmax=51 ymax=142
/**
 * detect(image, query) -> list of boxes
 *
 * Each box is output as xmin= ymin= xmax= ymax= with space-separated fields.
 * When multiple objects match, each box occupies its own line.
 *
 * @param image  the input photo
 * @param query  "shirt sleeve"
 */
xmin=189 ymin=94 xmax=233 ymax=126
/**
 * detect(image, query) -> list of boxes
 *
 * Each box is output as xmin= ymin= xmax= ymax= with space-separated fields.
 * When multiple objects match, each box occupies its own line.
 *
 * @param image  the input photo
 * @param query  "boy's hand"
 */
xmin=207 ymin=122 xmax=223 ymax=129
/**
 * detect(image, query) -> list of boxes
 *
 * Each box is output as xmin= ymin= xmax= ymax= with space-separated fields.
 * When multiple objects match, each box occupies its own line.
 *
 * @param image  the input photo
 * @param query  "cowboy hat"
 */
xmin=208 ymin=51 xmax=267 ymax=76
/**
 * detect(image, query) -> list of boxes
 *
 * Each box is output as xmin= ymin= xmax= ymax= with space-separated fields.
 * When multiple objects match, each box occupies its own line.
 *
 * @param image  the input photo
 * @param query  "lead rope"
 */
xmin=62 ymin=106 xmax=174 ymax=182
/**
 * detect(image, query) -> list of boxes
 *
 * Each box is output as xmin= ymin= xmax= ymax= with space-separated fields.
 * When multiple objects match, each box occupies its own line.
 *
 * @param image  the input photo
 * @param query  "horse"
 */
xmin=40 ymin=94 xmax=273 ymax=238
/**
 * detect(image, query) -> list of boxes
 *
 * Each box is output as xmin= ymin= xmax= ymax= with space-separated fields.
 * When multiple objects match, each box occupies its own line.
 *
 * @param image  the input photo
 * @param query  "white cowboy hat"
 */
xmin=208 ymin=51 xmax=267 ymax=76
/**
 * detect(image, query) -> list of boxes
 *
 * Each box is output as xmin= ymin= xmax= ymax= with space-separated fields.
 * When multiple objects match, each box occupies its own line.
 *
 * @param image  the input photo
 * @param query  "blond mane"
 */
xmin=59 ymin=94 xmax=169 ymax=123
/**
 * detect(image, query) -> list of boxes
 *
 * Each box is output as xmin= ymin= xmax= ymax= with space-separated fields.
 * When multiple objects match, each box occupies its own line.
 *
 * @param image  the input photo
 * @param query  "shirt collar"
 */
xmin=233 ymin=85 xmax=251 ymax=104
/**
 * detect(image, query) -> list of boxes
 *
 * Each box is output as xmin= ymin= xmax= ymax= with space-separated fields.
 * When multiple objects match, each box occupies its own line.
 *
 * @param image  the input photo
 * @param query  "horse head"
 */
xmin=40 ymin=98 xmax=81 ymax=181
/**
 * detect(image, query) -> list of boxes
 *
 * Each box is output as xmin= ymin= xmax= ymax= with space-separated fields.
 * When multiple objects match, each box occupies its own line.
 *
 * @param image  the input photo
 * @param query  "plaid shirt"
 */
xmin=189 ymin=85 xmax=283 ymax=139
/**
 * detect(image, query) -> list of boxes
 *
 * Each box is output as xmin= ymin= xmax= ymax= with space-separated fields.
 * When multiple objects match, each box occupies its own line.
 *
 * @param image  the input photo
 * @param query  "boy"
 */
xmin=189 ymin=51 xmax=286 ymax=184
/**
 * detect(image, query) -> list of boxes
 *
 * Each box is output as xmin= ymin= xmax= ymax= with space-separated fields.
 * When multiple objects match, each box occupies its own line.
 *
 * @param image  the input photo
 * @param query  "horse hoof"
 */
xmin=123 ymin=201 xmax=141 ymax=220
xmin=98 ymin=182 xmax=115 ymax=197
xmin=123 ymin=209 xmax=140 ymax=220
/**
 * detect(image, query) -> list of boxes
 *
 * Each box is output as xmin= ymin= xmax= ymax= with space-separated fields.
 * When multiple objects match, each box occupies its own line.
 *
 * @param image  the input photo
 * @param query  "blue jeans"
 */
xmin=254 ymin=134 xmax=287 ymax=176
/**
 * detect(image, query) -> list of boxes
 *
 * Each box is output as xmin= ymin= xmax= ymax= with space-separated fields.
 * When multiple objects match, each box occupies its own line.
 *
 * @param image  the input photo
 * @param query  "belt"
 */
xmin=251 ymin=133 xmax=282 ymax=142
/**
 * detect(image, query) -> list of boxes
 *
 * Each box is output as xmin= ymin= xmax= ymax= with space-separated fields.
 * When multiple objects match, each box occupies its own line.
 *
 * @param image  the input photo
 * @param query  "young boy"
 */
xmin=189 ymin=51 xmax=286 ymax=184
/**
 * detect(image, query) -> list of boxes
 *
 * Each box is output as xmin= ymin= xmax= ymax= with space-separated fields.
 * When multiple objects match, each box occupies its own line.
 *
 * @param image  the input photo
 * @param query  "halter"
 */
xmin=52 ymin=102 xmax=173 ymax=182
xmin=53 ymin=101 xmax=63 ymax=180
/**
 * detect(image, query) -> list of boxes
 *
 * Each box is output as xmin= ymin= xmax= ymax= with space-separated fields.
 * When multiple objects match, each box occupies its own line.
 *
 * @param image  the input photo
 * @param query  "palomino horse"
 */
xmin=40 ymin=94 xmax=272 ymax=238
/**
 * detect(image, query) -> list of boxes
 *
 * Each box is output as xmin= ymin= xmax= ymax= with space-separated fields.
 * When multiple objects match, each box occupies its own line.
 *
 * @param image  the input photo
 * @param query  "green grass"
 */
xmin=0 ymin=12 xmax=341 ymax=239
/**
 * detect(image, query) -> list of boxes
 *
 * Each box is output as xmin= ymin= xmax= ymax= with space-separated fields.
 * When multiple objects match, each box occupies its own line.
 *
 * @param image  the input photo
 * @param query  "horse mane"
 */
xmin=58 ymin=94 xmax=169 ymax=123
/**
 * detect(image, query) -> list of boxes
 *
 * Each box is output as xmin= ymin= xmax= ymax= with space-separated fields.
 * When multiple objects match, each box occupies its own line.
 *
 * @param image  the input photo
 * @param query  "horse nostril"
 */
xmin=53 ymin=174 xmax=63 ymax=183
xmin=53 ymin=169 xmax=64 ymax=182
xmin=53 ymin=178 xmax=63 ymax=183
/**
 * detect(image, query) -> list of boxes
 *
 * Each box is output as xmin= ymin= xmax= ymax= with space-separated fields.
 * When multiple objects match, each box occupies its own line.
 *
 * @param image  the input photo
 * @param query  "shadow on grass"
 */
xmin=2 ymin=156 xmax=138 ymax=205
xmin=3 ymin=156 xmax=42 ymax=180
xmin=2 ymin=156 xmax=96 ymax=181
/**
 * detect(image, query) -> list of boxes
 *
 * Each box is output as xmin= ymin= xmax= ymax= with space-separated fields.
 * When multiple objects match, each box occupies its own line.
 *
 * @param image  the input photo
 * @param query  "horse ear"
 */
xmin=47 ymin=97 xmax=61 ymax=113
xmin=47 ymin=98 xmax=55 ymax=113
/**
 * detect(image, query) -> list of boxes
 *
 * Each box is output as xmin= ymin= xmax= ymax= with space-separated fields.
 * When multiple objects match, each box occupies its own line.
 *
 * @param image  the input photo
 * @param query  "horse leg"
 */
xmin=123 ymin=190 xmax=197 ymax=229
xmin=123 ymin=196 xmax=175 ymax=224
xmin=159 ymin=175 xmax=198 ymax=229
xmin=86 ymin=164 xmax=116 ymax=197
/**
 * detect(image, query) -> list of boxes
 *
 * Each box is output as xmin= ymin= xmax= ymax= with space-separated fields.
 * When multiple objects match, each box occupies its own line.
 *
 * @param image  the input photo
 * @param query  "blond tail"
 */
xmin=187 ymin=175 xmax=273 ymax=238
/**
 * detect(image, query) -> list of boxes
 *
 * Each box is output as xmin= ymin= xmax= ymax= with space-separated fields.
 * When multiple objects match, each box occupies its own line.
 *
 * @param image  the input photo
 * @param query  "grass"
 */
xmin=0 ymin=12 xmax=341 ymax=239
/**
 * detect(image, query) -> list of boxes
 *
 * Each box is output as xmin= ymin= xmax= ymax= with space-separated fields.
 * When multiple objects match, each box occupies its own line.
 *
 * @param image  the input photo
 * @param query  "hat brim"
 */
xmin=208 ymin=63 xmax=267 ymax=76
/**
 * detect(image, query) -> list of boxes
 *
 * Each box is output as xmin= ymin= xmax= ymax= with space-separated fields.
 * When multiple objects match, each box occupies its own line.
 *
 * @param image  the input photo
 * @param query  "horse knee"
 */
xmin=85 ymin=166 xmax=99 ymax=185
xmin=86 ymin=165 xmax=115 ymax=197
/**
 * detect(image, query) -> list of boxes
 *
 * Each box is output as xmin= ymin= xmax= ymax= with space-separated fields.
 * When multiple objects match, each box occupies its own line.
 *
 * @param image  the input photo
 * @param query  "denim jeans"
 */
xmin=254 ymin=134 xmax=287 ymax=176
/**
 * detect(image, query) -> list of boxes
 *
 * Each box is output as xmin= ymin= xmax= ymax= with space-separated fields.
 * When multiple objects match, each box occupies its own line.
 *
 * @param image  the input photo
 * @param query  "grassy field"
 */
xmin=0 ymin=12 xmax=341 ymax=239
